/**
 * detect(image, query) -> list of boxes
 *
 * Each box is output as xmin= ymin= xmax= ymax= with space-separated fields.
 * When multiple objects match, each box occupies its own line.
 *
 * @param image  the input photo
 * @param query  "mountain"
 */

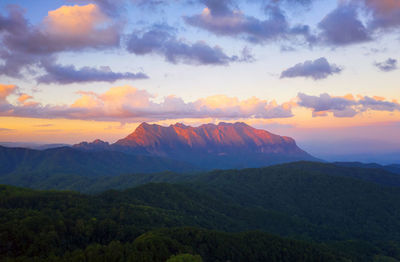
xmin=76 ymin=122 xmax=318 ymax=169
xmin=0 ymin=142 xmax=70 ymax=150
xmin=74 ymin=139 xmax=110 ymax=151
xmin=334 ymin=161 xmax=400 ymax=175
xmin=387 ymin=164 xmax=400 ymax=174
xmin=0 ymin=146 xmax=197 ymax=179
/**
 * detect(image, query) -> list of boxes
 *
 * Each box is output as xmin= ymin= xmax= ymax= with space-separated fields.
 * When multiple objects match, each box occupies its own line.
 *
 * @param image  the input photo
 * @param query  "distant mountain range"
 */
xmin=334 ymin=162 xmax=400 ymax=175
xmin=74 ymin=122 xmax=318 ymax=169
xmin=0 ymin=142 xmax=70 ymax=150
xmin=0 ymin=146 xmax=196 ymax=178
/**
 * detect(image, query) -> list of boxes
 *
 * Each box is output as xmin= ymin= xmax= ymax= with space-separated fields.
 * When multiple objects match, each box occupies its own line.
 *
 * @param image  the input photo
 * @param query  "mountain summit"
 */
xmin=76 ymin=122 xmax=318 ymax=169
xmin=116 ymin=122 xmax=302 ymax=154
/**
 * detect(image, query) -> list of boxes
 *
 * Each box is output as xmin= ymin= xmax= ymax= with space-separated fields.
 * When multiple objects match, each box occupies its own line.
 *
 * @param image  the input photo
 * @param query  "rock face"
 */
xmin=76 ymin=122 xmax=318 ymax=169
xmin=115 ymin=122 xmax=302 ymax=154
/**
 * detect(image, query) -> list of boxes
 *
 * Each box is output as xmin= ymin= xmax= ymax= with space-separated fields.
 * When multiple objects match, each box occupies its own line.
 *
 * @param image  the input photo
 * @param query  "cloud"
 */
xmin=0 ymin=4 xmax=121 ymax=78
xmin=298 ymin=93 xmax=400 ymax=117
xmin=67 ymin=0 xmax=126 ymax=15
xmin=282 ymin=0 xmax=314 ymax=6
xmin=317 ymin=4 xmax=371 ymax=46
xmin=42 ymin=4 xmax=120 ymax=49
xmin=197 ymin=0 xmax=236 ymax=15
xmin=0 ymin=85 xmax=293 ymax=122
xmin=68 ymin=86 xmax=294 ymax=120
xmin=0 ymin=4 xmax=135 ymax=84
xmin=0 ymin=84 xmax=39 ymax=108
xmin=1 ymin=4 xmax=120 ymax=55
xmin=33 ymin=124 xmax=54 ymax=127
xmin=0 ymin=128 xmax=15 ymax=132
xmin=0 ymin=84 xmax=18 ymax=114
xmin=185 ymin=0 xmax=400 ymax=48
xmin=184 ymin=1 xmax=314 ymax=44
xmin=315 ymin=1 xmax=400 ymax=47
xmin=126 ymin=26 xmax=252 ymax=65
xmin=17 ymin=94 xmax=33 ymax=103
xmin=374 ymin=58 xmax=397 ymax=72
xmin=37 ymin=59 xmax=148 ymax=84
xmin=359 ymin=96 xmax=400 ymax=112
xmin=280 ymin=57 xmax=342 ymax=80
xmin=1 ymin=83 xmax=399 ymax=122
xmin=70 ymin=0 xmax=171 ymax=14
xmin=362 ymin=0 xmax=400 ymax=29
xmin=192 ymin=94 xmax=294 ymax=119
xmin=297 ymin=93 xmax=357 ymax=117
xmin=132 ymin=0 xmax=172 ymax=7
xmin=0 ymin=84 xmax=17 ymax=101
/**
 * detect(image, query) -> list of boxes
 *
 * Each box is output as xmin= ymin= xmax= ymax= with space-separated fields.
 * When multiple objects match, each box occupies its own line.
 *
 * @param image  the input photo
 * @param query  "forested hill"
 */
xmin=0 ymin=183 xmax=395 ymax=262
xmin=3 ymin=161 xmax=400 ymax=193
xmin=3 ymin=162 xmax=400 ymax=261
xmin=0 ymin=145 xmax=197 ymax=177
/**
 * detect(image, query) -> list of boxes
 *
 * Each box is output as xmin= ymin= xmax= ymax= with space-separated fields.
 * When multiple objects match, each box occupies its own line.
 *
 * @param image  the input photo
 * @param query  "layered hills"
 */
xmin=0 ymin=145 xmax=196 ymax=178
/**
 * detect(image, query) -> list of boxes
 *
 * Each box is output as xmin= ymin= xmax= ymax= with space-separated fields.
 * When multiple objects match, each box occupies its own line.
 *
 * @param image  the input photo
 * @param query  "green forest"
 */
xmin=2 ymin=162 xmax=400 ymax=261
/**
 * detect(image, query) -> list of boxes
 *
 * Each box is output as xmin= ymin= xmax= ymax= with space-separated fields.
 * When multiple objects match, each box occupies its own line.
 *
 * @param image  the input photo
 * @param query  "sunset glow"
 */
xmin=0 ymin=0 xmax=399 ymax=162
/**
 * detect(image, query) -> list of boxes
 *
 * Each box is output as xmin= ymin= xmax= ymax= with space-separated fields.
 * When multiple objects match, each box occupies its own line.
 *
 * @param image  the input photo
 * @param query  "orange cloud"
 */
xmin=18 ymin=93 xmax=33 ymax=103
xmin=194 ymin=95 xmax=293 ymax=118
xmin=72 ymin=93 xmax=101 ymax=109
xmin=45 ymin=4 xmax=107 ymax=35
xmin=373 ymin=96 xmax=386 ymax=101
xmin=342 ymin=94 xmax=355 ymax=101
xmin=71 ymin=86 xmax=155 ymax=119
xmin=0 ymin=84 xmax=17 ymax=100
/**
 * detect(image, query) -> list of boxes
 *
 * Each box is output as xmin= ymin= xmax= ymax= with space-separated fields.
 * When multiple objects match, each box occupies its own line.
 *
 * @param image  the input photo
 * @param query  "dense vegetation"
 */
xmin=3 ymin=159 xmax=400 ymax=193
xmin=0 ymin=184 xmax=346 ymax=261
xmin=2 ymin=161 xmax=400 ymax=261
xmin=0 ymin=146 xmax=197 ymax=178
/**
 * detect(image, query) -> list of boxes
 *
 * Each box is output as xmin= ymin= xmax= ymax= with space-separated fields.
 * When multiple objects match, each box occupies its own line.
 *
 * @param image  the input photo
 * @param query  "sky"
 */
xmin=0 ymin=0 xmax=399 ymax=162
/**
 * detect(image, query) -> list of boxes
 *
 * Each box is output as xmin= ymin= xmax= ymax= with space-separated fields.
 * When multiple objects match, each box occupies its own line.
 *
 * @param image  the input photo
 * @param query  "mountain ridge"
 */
xmin=75 ymin=122 xmax=318 ymax=169
xmin=116 ymin=122 xmax=298 ymax=151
